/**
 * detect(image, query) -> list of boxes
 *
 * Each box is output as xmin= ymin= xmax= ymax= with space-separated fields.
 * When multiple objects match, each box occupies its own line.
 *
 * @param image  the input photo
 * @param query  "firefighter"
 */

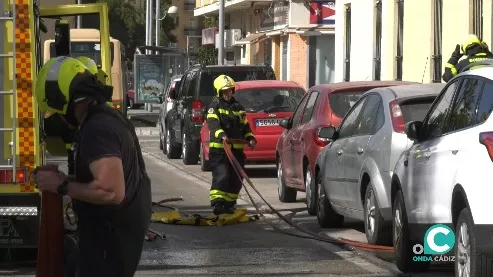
xmin=206 ymin=75 xmax=257 ymax=215
xmin=443 ymin=34 xmax=493 ymax=82
xmin=76 ymin=56 xmax=113 ymax=109
xmin=33 ymin=56 xmax=151 ymax=277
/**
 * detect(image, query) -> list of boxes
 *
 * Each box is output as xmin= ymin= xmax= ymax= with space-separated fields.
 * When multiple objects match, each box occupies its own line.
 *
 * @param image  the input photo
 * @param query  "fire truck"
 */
xmin=0 ymin=0 xmax=111 ymax=262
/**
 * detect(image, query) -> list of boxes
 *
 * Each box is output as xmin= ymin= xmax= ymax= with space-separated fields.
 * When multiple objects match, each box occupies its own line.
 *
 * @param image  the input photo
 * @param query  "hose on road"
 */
xmin=222 ymin=139 xmax=394 ymax=253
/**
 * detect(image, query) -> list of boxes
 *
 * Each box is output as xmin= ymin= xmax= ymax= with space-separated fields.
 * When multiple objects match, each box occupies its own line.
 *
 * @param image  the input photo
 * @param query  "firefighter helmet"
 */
xmin=461 ymin=34 xmax=482 ymax=53
xmin=35 ymin=56 xmax=94 ymax=115
xmin=76 ymin=56 xmax=99 ymax=75
xmin=213 ymin=75 xmax=236 ymax=97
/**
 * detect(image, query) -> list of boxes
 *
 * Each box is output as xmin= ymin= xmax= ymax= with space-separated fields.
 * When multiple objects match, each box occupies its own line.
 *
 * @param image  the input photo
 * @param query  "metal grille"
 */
xmin=472 ymin=0 xmax=483 ymax=39
xmin=374 ymin=0 xmax=382 ymax=81
xmin=432 ymin=0 xmax=442 ymax=83
xmin=344 ymin=4 xmax=351 ymax=82
xmin=395 ymin=0 xmax=404 ymax=81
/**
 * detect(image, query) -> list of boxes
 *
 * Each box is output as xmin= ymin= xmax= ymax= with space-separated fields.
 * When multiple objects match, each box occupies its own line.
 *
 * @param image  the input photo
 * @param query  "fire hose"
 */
xmin=222 ymin=139 xmax=394 ymax=253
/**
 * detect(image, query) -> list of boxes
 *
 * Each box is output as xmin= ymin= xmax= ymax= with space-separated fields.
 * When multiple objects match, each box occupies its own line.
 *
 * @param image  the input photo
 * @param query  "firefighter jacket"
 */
xmin=206 ymin=97 xmax=255 ymax=150
xmin=443 ymin=46 xmax=493 ymax=82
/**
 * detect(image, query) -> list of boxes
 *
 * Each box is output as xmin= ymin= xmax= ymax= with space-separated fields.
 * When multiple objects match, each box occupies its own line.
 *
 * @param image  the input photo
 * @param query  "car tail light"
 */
xmin=479 ymin=132 xmax=493 ymax=161
xmin=313 ymin=126 xmax=331 ymax=147
xmin=389 ymin=99 xmax=405 ymax=133
xmin=0 ymin=168 xmax=28 ymax=184
xmin=192 ymin=100 xmax=204 ymax=123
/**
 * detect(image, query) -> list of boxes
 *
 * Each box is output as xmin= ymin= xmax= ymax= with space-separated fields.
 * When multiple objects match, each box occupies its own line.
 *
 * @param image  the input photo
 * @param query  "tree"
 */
xmin=197 ymin=16 xmax=218 ymax=65
xmin=97 ymin=0 xmax=177 ymax=59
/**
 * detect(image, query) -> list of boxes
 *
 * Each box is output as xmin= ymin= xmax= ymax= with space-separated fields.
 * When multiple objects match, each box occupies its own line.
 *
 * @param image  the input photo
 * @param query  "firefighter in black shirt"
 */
xmin=33 ymin=56 xmax=151 ymax=277
xmin=443 ymin=34 xmax=493 ymax=82
xmin=206 ymin=75 xmax=257 ymax=215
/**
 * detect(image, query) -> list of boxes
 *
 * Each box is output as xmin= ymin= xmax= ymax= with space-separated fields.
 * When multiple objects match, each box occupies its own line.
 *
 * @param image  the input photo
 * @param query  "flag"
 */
xmin=309 ymin=1 xmax=336 ymax=25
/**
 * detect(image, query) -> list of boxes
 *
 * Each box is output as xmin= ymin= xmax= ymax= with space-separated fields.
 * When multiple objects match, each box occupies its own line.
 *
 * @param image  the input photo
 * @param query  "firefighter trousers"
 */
xmin=209 ymin=148 xmax=245 ymax=207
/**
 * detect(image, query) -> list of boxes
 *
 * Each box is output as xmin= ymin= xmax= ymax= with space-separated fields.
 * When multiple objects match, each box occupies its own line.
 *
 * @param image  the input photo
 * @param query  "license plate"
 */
xmin=256 ymin=119 xmax=282 ymax=127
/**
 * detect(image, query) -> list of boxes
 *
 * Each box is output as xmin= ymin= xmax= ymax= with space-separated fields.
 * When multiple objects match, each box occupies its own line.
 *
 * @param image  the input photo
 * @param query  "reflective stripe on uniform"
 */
xmin=215 ymin=129 xmax=225 ymax=138
xmin=241 ymin=117 xmax=248 ymax=124
xmin=217 ymin=108 xmax=245 ymax=117
xmin=207 ymin=113 xmax=219 ymax=120
xmin=209 ymin=142 xmax=244 ymax=149
xmin=445 ymin=63 xmax=458 ymax=76
xmin=210 ymin=189 xmax=239 ymax=201
xmin=65 ymin=143 xmax=72 ymax=150
xmin=244 ymin=132 xmax=254 ymax=138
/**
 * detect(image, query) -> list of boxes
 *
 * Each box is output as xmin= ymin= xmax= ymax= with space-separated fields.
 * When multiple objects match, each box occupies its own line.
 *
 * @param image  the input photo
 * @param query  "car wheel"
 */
xmin=364 ymin=183 xmax=392 ymax=245
xmin=159 ymin=125 xmax=164 ymax=151
xmin=316 ymin=174 xmax=344 ymax=228
xmin=182 ymin=131 xmax=198 ymax=165
xmin=393 ymin=190 xmax=429 ymax=272
xmin=277 ymin=159 xmax=297 ymax=203
xmin=200 ymin=143 xmax=211 ymax=172
xmin=305 ymin=167 xmax=317 ymax=215
xmin=165 ymin=128 xmax=181 ymax=159
xmin=455 ymin=207 xmax=480 ymax=277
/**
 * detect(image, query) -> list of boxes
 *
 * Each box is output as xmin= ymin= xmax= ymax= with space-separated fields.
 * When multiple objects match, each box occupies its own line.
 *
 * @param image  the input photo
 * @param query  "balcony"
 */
xmin=184 ymin=28 xmax=201 ymax=37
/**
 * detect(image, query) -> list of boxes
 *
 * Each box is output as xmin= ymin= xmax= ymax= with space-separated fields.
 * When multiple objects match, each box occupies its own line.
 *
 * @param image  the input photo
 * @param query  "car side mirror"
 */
xmin=318 ymin=126 xmax=337 ymax=140
xmin=404 ymin=121 xmax=423 ymax=142
xmin=279 ymin=118 xmax=291 ymax=129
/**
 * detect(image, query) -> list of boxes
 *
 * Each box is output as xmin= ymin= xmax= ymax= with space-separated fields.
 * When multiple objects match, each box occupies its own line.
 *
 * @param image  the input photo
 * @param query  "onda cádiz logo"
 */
xmin=413 ymin=224 xmax=456 ymax=262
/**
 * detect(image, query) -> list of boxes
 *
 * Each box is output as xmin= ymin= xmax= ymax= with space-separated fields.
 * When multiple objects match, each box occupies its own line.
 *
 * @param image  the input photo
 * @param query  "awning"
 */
xmin=233 ymin=33 xmax=266 ymax=47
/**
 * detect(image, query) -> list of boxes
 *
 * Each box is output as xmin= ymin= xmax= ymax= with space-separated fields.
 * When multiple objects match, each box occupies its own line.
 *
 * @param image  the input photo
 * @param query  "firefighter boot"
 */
xmin=212 ymin=203 xmax=227 ymax=215
xmin=223 ymin=201 xmax=237 ymax=214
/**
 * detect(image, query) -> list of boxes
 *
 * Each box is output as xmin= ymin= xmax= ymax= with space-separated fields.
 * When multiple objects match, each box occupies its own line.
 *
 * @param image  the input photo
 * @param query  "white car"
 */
xmin=391 ymin=61 xmax=493 ymax=276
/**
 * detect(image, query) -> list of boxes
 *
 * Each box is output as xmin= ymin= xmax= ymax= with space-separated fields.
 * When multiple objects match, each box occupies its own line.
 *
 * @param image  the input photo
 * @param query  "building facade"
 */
xmin=194 ymin=0 xmax=337 ymax=89
xmin=171 ymin=0 xmax=202 ymax=58
xmin=335 ymin=0 xmax=493 ymax=83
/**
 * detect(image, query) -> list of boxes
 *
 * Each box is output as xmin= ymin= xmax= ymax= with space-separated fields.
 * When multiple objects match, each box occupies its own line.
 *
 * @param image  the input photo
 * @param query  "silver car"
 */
xmin=158 ymin=75 xmax=182 ymax=152
xmin=314 ymin=83 xmax=444 ymax=245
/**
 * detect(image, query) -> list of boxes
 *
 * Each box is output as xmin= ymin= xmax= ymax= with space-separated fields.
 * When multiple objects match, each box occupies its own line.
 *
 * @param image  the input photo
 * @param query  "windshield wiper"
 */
xmin=260 ymin=106 xmax=292 ymax=113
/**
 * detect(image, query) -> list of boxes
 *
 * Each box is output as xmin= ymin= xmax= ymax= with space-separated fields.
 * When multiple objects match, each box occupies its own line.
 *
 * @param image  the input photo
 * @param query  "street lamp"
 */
xmin=156 ymin=5 xmax=178 ymax=48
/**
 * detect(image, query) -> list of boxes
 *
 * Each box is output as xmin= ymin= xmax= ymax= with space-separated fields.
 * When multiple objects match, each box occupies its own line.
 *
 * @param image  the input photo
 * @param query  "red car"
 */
xmin=200 ymin=80 xmax=306 ymax=171
xmin=276 ymin=81 xmax=415 ymax=215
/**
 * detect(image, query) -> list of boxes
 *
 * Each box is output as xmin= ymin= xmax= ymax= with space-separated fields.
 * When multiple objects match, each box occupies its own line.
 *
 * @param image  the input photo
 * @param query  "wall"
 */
xmin=289 ymin=34 xmax=308 ymax=88
xmin=272 ymin=36 xmax=280 ymax=80
xmin=334 ymin=0 xmax=375 ymax=82
xmin=380 ymin=0 xmax=396 ymax=80
xmin=402 ymin=0 xmax=433 ymax=82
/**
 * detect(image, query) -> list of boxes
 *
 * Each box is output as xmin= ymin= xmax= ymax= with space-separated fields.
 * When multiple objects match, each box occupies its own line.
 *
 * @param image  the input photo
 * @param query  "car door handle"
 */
xmin=452 ymin=150 xmax=459 ymax=155
xmin=337 ymin=149 xmax=343 ymax=156
xmin=357 ymin=147 xmax=364 ymax=155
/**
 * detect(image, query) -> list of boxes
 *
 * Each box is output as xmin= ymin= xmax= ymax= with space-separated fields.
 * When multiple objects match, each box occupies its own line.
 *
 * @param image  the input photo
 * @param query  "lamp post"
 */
xmin=156 ymin=5 xmax=178 ymax=48
xmin=218 ymin=0 xmax=225 ymax=65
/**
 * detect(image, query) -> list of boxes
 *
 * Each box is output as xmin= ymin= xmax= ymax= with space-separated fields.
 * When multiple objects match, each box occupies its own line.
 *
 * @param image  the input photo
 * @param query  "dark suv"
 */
xmin=165 ymin=64 xmax=276 ymax=164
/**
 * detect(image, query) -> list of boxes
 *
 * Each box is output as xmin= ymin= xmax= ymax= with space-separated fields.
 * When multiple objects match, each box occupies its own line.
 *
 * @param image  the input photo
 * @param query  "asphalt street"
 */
xmin=0 ymin=107 xmax=455 ymax=277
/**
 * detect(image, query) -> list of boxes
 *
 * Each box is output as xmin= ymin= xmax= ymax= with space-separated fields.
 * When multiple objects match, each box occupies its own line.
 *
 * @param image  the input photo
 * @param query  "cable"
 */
xmin=222 ymin=139 xmax=394 ymax=252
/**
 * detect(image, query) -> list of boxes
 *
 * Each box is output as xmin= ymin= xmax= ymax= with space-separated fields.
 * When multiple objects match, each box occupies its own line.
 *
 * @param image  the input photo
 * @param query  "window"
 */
xmin=446 ymin=78 xmax=484 ymax=132
xmin=357 ymin=95 xmax=381 ymax=135
xmin=50 ymin=42 xmax=115 ymax=66
xmin=291 ymin=95 xmax=309 ymax=128
xmin=187 ymin=71 xmax=198 ymax=97
xmin=423 ymin=81 xmax=459 ymax=139
xmin=338 ymin=97 xmax=368 ymax=138
xmin=344 ymin=4 xmax=352 ymax=82
xmin=178 ymin=72 xmax=192 ymax=98
xmin=233 ymin=87 xmax=305 ymax=113
xmin=432 ymin=0 xmax=443 ymax=83
xmin=329 ymin=91 xmax=366 ymax=118
xmin=374 ymin=0 xmax=382 ymax=80
xmin=472 ymin=0 xmax=483 ymax=39
xmin=399 ymin=98 xmax=436 ymax=123
xmin=395 ymin=0 xmax=404 ymax=81
xmin=301 ymin=92 xmax=320 ymax=124
xmin=476 ymin=81 xmax=493 ymax=123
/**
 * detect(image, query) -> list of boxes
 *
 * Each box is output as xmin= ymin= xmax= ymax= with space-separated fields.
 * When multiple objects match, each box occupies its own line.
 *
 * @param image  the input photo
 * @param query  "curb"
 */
xmin=135 ymin=127 xmax=160 ymax=136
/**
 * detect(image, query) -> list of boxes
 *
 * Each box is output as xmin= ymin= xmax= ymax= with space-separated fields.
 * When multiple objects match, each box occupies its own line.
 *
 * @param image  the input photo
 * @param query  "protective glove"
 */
xmin=448 ymin=44 xmax=463 ymax=65
xmin=221 ymin=135 xmax=229 ymax=143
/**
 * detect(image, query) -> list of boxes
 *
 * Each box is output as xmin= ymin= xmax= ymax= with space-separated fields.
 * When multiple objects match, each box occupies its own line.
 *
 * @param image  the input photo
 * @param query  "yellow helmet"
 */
xmin=76 ymin=56 xmax=99 ymax=75
xmin=35 ymin=56 xmax=91 ymax=115
xmin=213 ymin=75 xmax=236 ymax=97
xmin=462 ymin=34 xmax=482 ymax=53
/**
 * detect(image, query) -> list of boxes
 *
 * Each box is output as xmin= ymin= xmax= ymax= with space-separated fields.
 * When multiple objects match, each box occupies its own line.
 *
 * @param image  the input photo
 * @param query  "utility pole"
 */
xmin=218 ymin=0 xmax=225 ymax=65
xmin=145 ymin=0 xmax=149 ymax=54
xmin=149 ymin=0 xmax=153 ymax=48
xmin=76 ymin=0 xmax=81 ymax=28
xmin=155 ymin=0 xmax=160 ymax=48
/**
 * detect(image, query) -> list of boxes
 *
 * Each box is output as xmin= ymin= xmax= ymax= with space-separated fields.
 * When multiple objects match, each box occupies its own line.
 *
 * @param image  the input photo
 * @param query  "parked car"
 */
xmin=165 ymin=64 xmax=276 ymax=165
xmin=276 ymin=81 xmax=415 ymax=215
xmin=199 ymin=80 xmax=306 ymax=171
xmin=157 ymin=74 xmax=183 ymax=151
xmin=313 ymin=83 xmax=443 ymax=247
xmin=391 ymin=62 xmax=493 ymax=275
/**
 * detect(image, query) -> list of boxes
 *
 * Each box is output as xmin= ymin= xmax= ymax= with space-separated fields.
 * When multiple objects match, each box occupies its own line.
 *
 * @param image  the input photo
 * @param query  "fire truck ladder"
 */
xmin=0 ymin=2 xmax=18 ymax=183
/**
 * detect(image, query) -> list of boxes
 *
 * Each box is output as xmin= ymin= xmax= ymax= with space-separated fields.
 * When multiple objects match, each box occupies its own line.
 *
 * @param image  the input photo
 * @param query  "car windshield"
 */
xmin=399 ymin=99 xmax=435 ymax=123
xmin=50 ymin=42 xmax=115 ymax=66
xmin=199 ymin=70 xmax=276 ymax=97
xmin=329 ymin=91 xmax=366 ymax=118
xmin=233 ymin=87 xmax=305 ymax=113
